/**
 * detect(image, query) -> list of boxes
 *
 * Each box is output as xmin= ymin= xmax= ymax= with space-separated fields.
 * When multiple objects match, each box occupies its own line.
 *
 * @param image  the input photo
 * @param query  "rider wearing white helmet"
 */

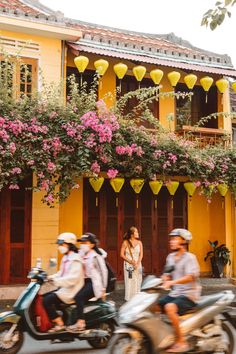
xmin=158 ymin=228 xmax=201 ymax=353
xmin=43 ymin=232 xmax=84 ymax=333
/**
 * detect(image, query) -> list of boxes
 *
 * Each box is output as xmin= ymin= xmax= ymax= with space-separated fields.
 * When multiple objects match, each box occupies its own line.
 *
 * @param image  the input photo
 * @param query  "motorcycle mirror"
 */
xmin=49 ymin=258 xmax=57 ymax=267
xmin=163 ymin=265 xmax=175 ymax=273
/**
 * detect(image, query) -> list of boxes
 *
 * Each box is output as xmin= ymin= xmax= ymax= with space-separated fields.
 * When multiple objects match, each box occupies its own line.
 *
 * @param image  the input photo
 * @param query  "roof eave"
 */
xmin=68 ymin=42 xmax=236 ymax=78
xmin=0 ymin=15 xmax=82 ymax=40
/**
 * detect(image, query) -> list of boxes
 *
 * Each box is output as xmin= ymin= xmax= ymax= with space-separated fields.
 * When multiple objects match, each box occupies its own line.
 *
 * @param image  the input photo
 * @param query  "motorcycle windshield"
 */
xmin=119 ymin=292 xmax=158 ymax=324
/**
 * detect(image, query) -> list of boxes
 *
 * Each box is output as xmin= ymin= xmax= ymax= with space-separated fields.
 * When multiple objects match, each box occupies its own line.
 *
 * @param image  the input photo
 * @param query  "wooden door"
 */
xmin=0 ymin=178 xmax=32 ymax=284
xmin=83 ymin=179 xmax=187 ymax=279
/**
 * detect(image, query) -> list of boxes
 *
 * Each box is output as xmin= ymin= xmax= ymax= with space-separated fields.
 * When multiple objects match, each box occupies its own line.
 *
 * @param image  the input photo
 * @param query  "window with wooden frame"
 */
xmin=176 ymin=83 xmax=218 ymax=129
xmin=66 ymin=67 xmax=97 ymax=96
xmin=119 ymin=75 xmax=159 ymax=129
xmin=0 ymin=56 xmax=37 ymax=99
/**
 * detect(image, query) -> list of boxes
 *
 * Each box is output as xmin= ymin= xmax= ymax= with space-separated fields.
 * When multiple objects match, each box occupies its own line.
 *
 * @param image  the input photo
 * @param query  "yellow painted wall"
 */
xmin=31 ymin=188 xmax=60 ymax=270
xmin=189 ymin=190 xmax=233 ymax=274
xmin=59 ymin=178 xmax=84 ymax=237
xmin=0 ymin=30 xmax=62 ymax=84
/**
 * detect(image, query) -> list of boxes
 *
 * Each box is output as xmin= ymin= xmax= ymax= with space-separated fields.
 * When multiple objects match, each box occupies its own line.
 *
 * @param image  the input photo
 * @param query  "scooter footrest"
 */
xmin=77 ymin=329 xmax=108 ymax=339
xmin=51 ymin=337 xmax=74 ymax=344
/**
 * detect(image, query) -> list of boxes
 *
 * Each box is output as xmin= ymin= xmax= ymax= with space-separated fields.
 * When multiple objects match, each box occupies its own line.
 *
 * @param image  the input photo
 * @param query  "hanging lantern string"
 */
xmin=80 ymin=73 xmax=83 ymax=88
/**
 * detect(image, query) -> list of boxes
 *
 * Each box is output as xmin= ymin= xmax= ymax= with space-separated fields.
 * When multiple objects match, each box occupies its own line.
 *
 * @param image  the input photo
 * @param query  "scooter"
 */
xmin=109 ymin=275 xmax=236 ymax=353
xmin=0 ymin=264 xmax=117 ymax=354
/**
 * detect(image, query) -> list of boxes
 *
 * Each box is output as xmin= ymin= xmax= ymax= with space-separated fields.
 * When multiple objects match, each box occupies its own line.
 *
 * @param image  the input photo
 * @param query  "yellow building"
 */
xmin=1 ymin=0 xmax=236 ymax=284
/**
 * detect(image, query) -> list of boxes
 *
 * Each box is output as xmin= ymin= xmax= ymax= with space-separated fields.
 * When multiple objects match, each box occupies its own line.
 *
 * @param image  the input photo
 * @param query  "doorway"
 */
xmin=83 ymin=179 xmax=187 ymax=279
xmin=0 ymin=178 xmax=32 ymax=284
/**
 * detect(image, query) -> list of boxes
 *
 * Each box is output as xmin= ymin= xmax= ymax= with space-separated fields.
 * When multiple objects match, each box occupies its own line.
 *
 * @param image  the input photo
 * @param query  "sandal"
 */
xmin=166 ymin=342 xmax=190 ymax=353
xmin=66 ymin=323 xmax=86 ymax=333
xmin=48 ymin=324 xmax=65 ymax=333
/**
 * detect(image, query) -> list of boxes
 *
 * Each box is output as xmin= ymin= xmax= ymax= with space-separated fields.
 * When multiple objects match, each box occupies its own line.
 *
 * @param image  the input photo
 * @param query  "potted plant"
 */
xmin=204 ymin=240 xmax=231 ymax=278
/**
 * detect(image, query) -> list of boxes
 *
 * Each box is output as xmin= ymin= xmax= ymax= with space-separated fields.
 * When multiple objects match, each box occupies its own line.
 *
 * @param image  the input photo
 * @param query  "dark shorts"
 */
xmin=158 ymin=295 xmax=196 ymax=316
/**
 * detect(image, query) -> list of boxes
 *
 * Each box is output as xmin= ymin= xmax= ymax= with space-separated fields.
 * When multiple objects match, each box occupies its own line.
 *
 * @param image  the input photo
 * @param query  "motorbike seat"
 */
xmin=183 ymin=292 xmax=224 ymax=315
xmin=195 ymin=292 xmax=224 ymax=309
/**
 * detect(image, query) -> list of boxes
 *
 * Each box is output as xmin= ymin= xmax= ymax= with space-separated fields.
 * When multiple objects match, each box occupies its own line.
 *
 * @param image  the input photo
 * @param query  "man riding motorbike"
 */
xmin=157 ymin=228 xmax=201 ymax=353
xmin=43 ymin=232 xmax=84 ymax=332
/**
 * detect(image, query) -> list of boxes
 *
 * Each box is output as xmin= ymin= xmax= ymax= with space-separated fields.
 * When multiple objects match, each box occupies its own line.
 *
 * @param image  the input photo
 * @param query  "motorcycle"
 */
xmin=109 ymin=275 xmax=236 ymax=354
xmin=0 ymin=263 xmax=117 ymax=354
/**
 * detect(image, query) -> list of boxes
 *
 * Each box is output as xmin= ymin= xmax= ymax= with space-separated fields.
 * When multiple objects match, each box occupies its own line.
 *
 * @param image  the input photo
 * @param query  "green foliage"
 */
xmin=202 ymin=0 xmax=235 ymax=30
xmin=204 ymin=240 xmax=231 ymax=265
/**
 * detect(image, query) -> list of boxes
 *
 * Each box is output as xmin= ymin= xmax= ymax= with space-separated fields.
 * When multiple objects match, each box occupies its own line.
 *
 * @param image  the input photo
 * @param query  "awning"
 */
xmin=68 ymin=42 xmax=236 ymax=78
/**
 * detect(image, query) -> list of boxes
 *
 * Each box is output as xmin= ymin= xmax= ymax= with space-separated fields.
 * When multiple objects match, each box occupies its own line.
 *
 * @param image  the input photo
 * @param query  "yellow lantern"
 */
xmin=217 ymin=183 xmax=228 ymax=197
xmin=167 ymin=71 xmax=181 ymax=88
xmin=74 ymin=56 xmax=89 ymax=73
xmin=166 ymin=181 xmax=179 ymax=209
xmin=114 ymin=63 xmax=128 ymax=92
xmin=217 ymin=183 xmax=228 ymax=209
xmin=184 ymin=182 xmax=197 ymax=202
xmin=149 ymin=180 xmax=163 ymax=208
xmin=74 ymin=56 xmax=89 ymax=86
xmin=150 ymin=69 xmax=164 ymax=85
xmin=114 ymin=63 xmax=128 ymax=80
xmin=216 ymin=78 xmax=228 ymax=94
xmin=184 ymin=74 xmax=197 ymax=90
xmin=133 ymin=66 xmax=146 ymax=88
xmin=89 ymin=177 xmax=104 ymax=206
xmin=130 ymin=178 xmax=145 ymax=208
xmin=232 ymin=82 xmax=236 ymax=93
xmin=200 ymin=76 xmax=214 ymax=103
xmin=94 ymin=59 xmax=109 ymax=76
xmin=110 ymin=177 xmax=125 ymax=207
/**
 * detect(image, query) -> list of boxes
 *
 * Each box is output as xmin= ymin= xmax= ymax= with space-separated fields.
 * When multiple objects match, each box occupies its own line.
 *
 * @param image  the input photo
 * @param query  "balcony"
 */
xmin=175 ymin=125 xmax=231 ymax=148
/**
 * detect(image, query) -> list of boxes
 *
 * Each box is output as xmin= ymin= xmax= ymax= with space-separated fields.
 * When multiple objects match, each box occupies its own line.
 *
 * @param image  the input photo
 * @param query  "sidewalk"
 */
xmin=0 ymin=278 xmax=236 ymax=311
xmin=109 ymin=277 xmax=236 ymax=308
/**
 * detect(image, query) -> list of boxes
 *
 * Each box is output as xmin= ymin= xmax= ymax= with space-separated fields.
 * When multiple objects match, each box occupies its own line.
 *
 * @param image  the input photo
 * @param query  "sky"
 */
xmin=40 ymin=0 xmax=236 ymax=67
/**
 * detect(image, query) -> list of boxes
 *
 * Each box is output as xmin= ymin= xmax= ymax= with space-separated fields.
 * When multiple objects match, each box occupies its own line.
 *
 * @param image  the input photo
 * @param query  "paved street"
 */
xmin=19 ymin=333 xmax=106 ymax=354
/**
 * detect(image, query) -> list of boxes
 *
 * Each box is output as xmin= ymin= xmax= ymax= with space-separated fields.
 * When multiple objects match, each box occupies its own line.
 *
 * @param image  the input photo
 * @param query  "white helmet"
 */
xmin=169 ymin=228 xmax=192 ymax=242
xmin=57 ymin=232 xmax=77 ymax=245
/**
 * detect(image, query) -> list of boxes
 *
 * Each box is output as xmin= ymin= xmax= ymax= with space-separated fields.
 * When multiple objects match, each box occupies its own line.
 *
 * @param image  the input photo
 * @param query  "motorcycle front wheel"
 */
xmin=0 ymin=323 xmax=23 ymax=354
xmin=88 ymin=321 xmax=115 ymax=349
xmin=108 ymin=333 xmax=151 ymax=354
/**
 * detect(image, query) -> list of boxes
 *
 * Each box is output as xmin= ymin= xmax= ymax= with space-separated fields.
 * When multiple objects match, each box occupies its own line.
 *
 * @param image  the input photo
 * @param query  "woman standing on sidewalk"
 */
xmin=120 ymin=226 xmax=143 ymax=301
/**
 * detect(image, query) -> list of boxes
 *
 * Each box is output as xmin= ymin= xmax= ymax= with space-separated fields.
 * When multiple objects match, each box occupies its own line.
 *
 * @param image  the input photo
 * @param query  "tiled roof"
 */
xmin=68 ymin=42 xmax=236 ymax=78
xmin=67 ymin=19 xmax=234 ymax=71
xmin=0 ymin=0 xmax=65 ymax=23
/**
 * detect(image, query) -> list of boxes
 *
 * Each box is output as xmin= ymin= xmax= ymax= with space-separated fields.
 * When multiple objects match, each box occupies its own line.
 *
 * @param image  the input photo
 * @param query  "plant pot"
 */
xmin=210 ymin=257 xmax=225 ymax=278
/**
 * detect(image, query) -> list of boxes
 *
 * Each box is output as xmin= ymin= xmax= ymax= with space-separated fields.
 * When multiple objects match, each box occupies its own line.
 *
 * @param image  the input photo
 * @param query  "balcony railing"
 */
xmin=175 ymin=125 xmax=231 ymax=148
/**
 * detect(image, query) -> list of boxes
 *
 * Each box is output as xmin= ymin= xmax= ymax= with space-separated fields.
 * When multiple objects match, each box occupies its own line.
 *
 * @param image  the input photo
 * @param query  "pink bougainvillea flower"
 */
xmin=91 ymin=161 xmax=101 ymax=174
xmin=11 ymin=167 xmax=22 ymax=174
xmin=107 ymin=169 xmax=118 ymax=179
xmin=47 ymin=162 xmax=56 ymax=173
xmin=9 ymin=184 xmax=20 ymax=190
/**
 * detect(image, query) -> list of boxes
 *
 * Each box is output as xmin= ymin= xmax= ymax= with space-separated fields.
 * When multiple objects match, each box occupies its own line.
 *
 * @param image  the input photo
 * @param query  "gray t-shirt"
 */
xmin=165 ymin=251 xmax=202 ymax=302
